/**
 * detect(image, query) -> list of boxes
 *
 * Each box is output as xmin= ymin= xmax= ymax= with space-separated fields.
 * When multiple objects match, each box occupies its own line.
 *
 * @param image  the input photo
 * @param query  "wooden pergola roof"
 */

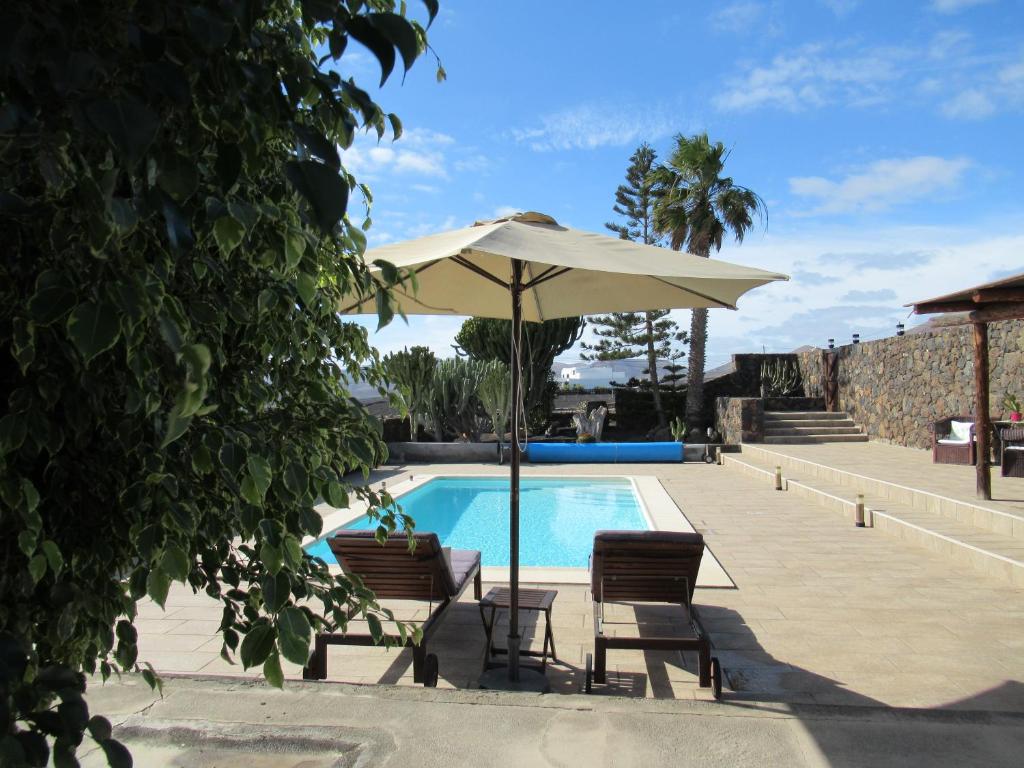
xmin=909 ymin=271 xmax=1024 ymax=323
xmin=908 ymin=270 xmax=1024 ymax=500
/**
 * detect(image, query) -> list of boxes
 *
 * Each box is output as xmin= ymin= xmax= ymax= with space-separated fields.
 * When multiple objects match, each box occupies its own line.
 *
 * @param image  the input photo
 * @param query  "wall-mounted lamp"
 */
xmin=852 ymin=333 xmax=860 ymax=344
xmin=896 ymin=322 xmax=905 ymax=336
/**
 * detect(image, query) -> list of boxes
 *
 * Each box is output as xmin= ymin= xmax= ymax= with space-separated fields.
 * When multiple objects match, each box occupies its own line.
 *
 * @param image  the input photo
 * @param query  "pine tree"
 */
xmin=580 ymin=143 xmax=688 ymax=427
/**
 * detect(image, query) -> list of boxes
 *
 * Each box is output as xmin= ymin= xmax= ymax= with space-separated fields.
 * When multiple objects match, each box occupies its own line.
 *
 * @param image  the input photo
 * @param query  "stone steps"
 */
xmin=762 ymin=411 xmax=868 ymax=444
xmin=721 ymin=450 xmax=1024 ymax=587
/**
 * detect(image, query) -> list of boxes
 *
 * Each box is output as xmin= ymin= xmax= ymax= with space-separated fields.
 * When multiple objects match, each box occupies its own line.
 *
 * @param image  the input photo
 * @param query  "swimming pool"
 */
xmin=305 ymin=476 xmax=650 ymax=568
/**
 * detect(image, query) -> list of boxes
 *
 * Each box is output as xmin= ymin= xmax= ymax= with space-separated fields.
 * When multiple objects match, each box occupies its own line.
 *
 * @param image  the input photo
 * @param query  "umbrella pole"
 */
xmin=507 ymin=259 xmax=523 ymax=682
xmin=478 ymin=259 xmax=549 ymax=693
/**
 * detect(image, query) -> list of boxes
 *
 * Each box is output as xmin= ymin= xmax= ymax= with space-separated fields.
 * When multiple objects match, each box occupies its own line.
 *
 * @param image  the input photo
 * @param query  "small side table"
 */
xmin=479 ymin=587 xmax=558 ymax=670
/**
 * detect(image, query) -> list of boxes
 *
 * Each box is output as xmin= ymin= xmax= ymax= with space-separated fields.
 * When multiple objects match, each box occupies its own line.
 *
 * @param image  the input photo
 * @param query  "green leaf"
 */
xmin=387 ymin=113 xmax=403 ymax=141
xmin=284 ymin=231 xmax=306 ymax=269
xmin=18 ymin=530 xmax=36 ymax=557
xmin=247 ymin=456 xmax=272 ymax=499
xmin=160 ymin=544 xmax=190 ymax=582
xmin=28 ymin=554 xmax=47 ymax=584
xmin=21 ymin=478 xmax=39 ymax=513
xmin=0 ymin=414 xmax=27 ymax=456
xmin=296 ymin=272 xmax=317 ymax=306
xmin=88 ymin=716 xmax=113 ymax=742
xmin=257 ymin=288 xmax=277 ymax=314
xmin=99 ymin=738 xmax=133 ymax=768
xmin=215 ymin=143 xmax=242 ymax=190
xmin=66 ymin=301 xmax=121 ymax=363
xmin=375 ymin=288 xmax=394 ymax=330
xmin=283 ymin=462 xmax=308 ymax=497
xmin=282 ymin=535 xmax=303 ymax=571
xmin=285 ymin=160 xmax=348 ymax=233
xmin=161 ymin=406 xmax=193 ymax=449
xmin=85 ymin=96 xmax=160 ymax=165
xmin=325 ymin=482 xmax=348 ymax=509
xmin=263 ymin=650 xmax=284 ymax=689
xmin=213 ymin=216 xmax=245 ymax=256
xmin=40 ymin=540 xmax=63 ymax=575
xmin=260 ymin=542 xmax=283 ymax=576
xmin=345 ymin=16 xmax=396 ymax=87
xmin=146 ymin=566 xmax=171 ymax=607
xmin=261 ymin=572 xmax=290 ymax=612
xmin=277 ymin=607 xmax=311 ymax=665
xmin=240 ymin=477 xmax=262 ymax=506
xmin=28 ymin=284 xmax=77 ymax=325
xmin=239 ymin=621 xmax=276 ymax=669
xmin=369 ymin=13 xmax=420 ymax=73
xmin=366 ymin=613 xmax=383 ymax=644
xmin=293 ymin=124 xmax=340 ymax=170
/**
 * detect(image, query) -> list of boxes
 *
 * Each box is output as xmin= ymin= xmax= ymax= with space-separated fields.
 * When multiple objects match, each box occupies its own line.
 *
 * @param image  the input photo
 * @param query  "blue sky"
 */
xmin=344 ymin=0 xmax=1024 ymax=369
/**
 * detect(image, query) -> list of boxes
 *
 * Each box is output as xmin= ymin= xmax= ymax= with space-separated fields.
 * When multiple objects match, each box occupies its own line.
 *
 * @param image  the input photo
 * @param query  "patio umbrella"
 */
xmin=342 ymin=211 xmax=787 ymax=690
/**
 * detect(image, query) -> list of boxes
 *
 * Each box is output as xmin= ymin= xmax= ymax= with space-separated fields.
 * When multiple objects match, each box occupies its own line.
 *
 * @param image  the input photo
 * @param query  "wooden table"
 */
xmin=478 ymin=587 xmax=558 ymax=671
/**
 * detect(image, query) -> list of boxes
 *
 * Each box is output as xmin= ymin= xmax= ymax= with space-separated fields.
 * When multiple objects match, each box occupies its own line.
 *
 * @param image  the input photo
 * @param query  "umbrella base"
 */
xmin=478 ymin=664 xmax=550 ymax=693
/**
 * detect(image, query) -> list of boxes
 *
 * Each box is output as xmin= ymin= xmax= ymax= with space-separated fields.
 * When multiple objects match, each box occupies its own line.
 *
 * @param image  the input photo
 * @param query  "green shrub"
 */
xmin=0 ymin=1 xmax=441 ymax=764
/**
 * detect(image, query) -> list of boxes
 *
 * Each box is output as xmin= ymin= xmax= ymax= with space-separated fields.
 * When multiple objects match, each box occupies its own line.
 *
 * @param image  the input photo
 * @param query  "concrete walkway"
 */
xmin=758 ymin=441 xmax=1024 ymax=519
xmin=80 ymin=675 xmax=1024 ymax=767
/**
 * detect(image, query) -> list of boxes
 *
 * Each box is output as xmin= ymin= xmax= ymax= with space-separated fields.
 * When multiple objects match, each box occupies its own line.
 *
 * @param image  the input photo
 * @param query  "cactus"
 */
xmin=383 ymin=346 xmax=436 ymax=441
xmin=423 ymin=358 xmax=490 ymax=442
xmin=760 ymin=358 xmax=801 ymax=397
xmin=478 ymin=360 xmax=511 ymax=442
xmin=669 ymin=416 xmax=687 ymax=442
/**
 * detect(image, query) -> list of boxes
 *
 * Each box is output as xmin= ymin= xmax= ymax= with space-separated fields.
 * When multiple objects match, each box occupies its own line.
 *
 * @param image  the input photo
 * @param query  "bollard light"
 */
xmin=896 ymin=322 xmax=905 ymax=336
xmin=855 ymin=494 xmax=865 ymax=527
xmin=775 ymin=465 xmax=783 ymax=491
xmin=852 ymin=333 xmax=860 ymax=344
xmin=827 ymin=338 xmax=835 ymax=349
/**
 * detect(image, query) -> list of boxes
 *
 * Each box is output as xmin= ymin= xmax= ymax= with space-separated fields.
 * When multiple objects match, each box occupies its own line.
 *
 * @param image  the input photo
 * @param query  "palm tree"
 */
xmin=650 ymin=133 xmax=764 ymax=434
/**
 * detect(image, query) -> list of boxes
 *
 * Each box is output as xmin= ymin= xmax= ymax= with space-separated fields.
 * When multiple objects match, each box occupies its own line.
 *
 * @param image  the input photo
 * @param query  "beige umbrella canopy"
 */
xmin=342 ymin=211 xmax=787 ymax=691
xmin=342 ymin=212 xmax=786 ymax=320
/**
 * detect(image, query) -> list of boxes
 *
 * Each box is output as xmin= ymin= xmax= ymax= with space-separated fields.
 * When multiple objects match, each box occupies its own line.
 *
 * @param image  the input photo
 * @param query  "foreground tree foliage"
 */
xmin=0 ymin=1 xmax=441 ymax=765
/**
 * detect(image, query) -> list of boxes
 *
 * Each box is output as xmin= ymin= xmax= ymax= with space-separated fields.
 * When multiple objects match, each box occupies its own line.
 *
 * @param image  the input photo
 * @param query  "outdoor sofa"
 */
xmin=303 ymin=530 xmax=481 ymax=687
xmin=1001 ymin=427 xmax=1024 ymax=478
xmin=585 ymin=530 xmax=722 ymax=698
xmin=932 ymin=416 xmax=977 ymax=465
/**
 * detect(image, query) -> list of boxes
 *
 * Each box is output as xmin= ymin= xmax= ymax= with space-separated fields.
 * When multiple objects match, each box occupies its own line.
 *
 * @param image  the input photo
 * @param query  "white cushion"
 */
xmin=938 ymin=438 xmax=970 ymax=445
xmin=1005 ymin=445 xmax=1024 ymax=452
xmin=949 ymin=420 xmax=974 ymax=442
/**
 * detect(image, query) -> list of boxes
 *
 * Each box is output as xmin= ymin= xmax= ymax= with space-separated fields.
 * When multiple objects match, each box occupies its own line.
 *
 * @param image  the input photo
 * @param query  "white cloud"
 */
xmin=714 ymin=43 xmax=907 ymax=111
xmin=931 ymin=0 xmax=995 ymax=13
xmin=711 ymin=2 xmax=771 ymax=34
xmin=343 ymin=128 xmax=453 ymax=179
xmin=511 ymin=103 xmax=674 ymax=151
xmin=820 ymin=0 xmax=859 ymax=16
xmin=788 ymin=156 xmax=972 ymax=214
xmin=941 ymin=88 xmax=996 ymax=119
xmin=717 ymin=34 xmax=1022 ymax=120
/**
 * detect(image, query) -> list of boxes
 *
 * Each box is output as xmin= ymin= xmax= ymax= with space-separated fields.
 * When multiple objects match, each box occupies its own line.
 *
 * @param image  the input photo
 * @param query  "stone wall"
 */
xmin=794 ymin=319 xmax=1023 ymax=449
xmin=714 ymin=397 xmax=764 ymax=444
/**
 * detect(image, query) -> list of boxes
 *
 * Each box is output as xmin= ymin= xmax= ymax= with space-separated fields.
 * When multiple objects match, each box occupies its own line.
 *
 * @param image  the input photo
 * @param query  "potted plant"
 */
xmin=1004 ymin=393 xmax=1023 ymax=422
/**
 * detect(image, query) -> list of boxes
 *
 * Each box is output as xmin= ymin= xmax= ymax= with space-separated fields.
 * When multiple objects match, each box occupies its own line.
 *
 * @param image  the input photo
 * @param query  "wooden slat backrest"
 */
xmin=591 ymin=531 xmax=704 ymax=604
xmin=328 ymin=531 xmax=456 ymax=600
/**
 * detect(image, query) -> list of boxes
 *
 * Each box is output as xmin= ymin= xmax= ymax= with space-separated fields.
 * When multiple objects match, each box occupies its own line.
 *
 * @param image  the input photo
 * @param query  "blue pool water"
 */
xmin=305 ymin=476 xmax=649 ymax=568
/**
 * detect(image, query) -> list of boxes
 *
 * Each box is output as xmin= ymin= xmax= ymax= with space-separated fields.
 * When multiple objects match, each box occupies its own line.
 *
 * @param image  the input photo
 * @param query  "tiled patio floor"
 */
xmin=136 ymin=461 xmax=1024 ymax=712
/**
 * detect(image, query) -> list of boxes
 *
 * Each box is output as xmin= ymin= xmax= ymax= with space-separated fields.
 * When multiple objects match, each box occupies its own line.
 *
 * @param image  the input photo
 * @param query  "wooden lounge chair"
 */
xmin=932 ymin=416 xmax=977 ymax=465
xmin=303 ymin=530 xmax=481 ymax=687
xmin=585 ymin=530 xmax=722 ymax=698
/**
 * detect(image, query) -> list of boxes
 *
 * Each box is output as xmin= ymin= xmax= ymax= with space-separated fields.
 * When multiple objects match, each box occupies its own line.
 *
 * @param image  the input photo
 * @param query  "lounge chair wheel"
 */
xmin=423 ymin=653 xmax=439 ymax=688
xmin=710 ymin=657 xmax=722 ymax=700
xmin=704 ymin=453 xmax=715 ymax=464
xmin=584 ymin=653 xmax=593 ymax=693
